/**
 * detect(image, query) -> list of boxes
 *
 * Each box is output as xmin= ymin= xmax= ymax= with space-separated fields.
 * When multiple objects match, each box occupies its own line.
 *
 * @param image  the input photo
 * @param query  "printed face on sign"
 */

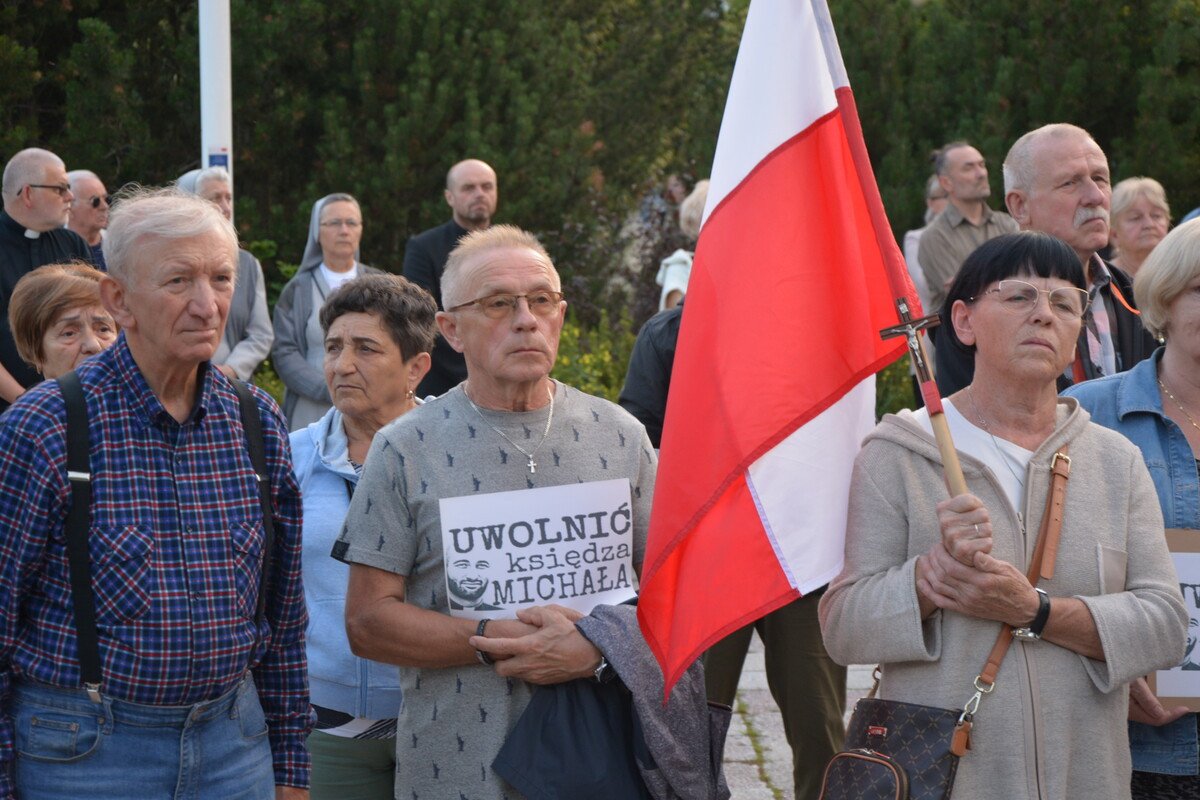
xmin=439 ymin=479 xmax=638 ymax=620
xmin=448 ymin=559 xmax=500 ymax=611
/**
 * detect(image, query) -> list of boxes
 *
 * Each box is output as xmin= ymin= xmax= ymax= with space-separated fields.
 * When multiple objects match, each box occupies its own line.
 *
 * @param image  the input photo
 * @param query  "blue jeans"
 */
xmin=13 ymin=675 xmax=275 ymax=800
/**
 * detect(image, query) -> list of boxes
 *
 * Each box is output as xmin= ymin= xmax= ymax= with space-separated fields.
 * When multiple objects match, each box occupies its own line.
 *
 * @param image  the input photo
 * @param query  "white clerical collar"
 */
xmin=24 ymin=228 xmax=40 ymax=239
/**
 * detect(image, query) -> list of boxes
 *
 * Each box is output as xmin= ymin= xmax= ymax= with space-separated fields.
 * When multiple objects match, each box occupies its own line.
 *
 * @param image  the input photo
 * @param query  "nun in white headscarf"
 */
xmin=270 ymin=193 xmax=380 ymax=429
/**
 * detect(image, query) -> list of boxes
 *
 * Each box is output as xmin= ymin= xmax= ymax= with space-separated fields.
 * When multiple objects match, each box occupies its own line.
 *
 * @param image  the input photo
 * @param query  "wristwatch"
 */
xmin=593 ymin=655 xmax=616 ymax=684
xmin=1012 ymin=588 xmax=1051 ymax=641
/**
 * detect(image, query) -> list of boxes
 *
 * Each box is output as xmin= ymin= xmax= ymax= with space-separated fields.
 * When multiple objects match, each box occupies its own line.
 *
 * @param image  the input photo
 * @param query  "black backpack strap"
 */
xmin=56 ymin=371 xmax=103 ymax=703
xmin=230 ymin=379 xmax=275 ymax=629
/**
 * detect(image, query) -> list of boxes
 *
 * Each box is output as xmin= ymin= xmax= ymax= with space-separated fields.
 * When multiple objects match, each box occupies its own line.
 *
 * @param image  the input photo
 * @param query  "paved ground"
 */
xmin=721 ymin=633 xmax=873 ymax=799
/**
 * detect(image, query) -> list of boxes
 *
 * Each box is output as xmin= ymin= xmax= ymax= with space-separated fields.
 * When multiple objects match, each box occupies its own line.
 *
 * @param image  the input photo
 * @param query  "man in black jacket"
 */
xmin=403 ymin=158 xmax=498 ymax=396
xmin=936 ymin=124 xmax=1156 ymax=394
xmin=618 ymin=303 xmax=847 ymax=800
xmin=0 ymin=148 xmax=92 ymax=408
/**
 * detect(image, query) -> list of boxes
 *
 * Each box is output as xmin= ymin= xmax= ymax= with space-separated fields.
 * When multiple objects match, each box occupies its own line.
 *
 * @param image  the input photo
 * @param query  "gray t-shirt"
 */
xmin=334 ymin=381 xmax=657 ymax=799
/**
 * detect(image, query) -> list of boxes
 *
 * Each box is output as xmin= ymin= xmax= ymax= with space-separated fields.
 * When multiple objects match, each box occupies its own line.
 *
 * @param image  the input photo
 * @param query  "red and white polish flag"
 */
xmin=636 ymin=0 xmax=918 ymax=693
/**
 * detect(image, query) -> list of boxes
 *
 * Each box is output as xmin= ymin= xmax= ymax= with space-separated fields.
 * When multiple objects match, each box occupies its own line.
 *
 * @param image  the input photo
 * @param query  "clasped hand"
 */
xmin=916 ymin=493 xmax=1038 ymax=626
xmin=468 ymin=604 xmax=601 ymax=685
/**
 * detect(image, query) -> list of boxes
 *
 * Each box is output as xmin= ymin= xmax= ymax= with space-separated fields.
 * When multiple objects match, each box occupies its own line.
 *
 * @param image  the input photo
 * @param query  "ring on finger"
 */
xmin=973 ymin=523 xmax=981 ymax=536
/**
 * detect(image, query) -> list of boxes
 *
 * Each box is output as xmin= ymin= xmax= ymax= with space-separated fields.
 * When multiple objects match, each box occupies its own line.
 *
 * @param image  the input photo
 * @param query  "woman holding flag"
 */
xmin=820 ymin=231 xmax=1185 ymax=798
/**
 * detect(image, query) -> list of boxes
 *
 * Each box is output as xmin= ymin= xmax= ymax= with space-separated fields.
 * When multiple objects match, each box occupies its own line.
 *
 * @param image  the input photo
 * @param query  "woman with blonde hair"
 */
xmin=656 ymin=179 xmax=710 ymax=310
xmin=1067 ymin=218 xmax=1200 ymax=797
xmin=1110 ymin=177 xmax=1171 ymax=275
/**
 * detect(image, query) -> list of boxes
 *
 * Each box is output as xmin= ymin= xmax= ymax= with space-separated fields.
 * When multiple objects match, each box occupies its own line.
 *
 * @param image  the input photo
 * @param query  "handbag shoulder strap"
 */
xmin=977 ymin=446 xmax=1071 ymax=687
xmin=866 ymin=445 xmax=1072 ymax=752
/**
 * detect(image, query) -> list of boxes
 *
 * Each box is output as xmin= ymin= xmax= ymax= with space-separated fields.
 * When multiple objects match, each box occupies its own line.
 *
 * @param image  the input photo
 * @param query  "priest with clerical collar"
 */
xmin=0 ymin=148 xmax=92 ymax=407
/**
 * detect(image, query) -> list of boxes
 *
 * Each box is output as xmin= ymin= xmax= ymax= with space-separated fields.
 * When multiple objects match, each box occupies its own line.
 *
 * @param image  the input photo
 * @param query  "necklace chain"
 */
xmin=1158 ymin=377 xmax=1200 ymax=435
xmin=966 ymin=387 xmax=1027 ymax=490
xmin=464 ymin=384 xmax=555 ymax=474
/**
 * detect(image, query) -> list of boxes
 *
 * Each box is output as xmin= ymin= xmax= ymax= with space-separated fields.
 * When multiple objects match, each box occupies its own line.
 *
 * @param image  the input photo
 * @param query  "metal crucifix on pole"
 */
xmin=880 ymin=298 xmax=969 ymax=496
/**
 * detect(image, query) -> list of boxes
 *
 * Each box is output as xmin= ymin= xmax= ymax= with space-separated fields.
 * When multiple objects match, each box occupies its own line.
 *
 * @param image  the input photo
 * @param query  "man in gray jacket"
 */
xmin=178 ymin=167 xmax=274 ymax=381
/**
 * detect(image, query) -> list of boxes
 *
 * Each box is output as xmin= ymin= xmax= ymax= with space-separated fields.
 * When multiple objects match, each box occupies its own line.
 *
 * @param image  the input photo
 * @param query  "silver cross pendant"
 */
xmin=527 ymin=455 xmax=537 ymax=474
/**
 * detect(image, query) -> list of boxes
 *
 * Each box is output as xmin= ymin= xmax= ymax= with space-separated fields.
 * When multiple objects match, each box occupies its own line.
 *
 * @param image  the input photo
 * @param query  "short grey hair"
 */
xmin=932 ymin=141 xmax=972 ymax=177
xmin=1003 ymin=123 xmax=1097 ymax=195
xmin=193 ymin=166 xmax=231 ymax=195
xmin=1112 ymin=177 xmax=1170 ymax=225
xmin=441 ymin=224 xmax=558 ymax=310
xmin=1132 ymin=218 xmax=1200 ymax=340
xmin=67 ymin=169 xmax=102 ymax=193
xmin=102 ymin=186 xmax=238 ymax=284
xmin=2 ymin=148 xmax=64 ymax=200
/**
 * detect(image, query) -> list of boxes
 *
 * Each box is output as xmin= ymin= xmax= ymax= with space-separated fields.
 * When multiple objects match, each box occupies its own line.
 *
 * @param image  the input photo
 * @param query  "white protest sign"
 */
xmin=439 ymin=478 xmax=637 ymax=620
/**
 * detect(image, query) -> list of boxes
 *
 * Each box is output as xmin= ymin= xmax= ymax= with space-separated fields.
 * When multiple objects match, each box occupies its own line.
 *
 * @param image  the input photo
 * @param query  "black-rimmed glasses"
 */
xmin=88 ymin=195 xmax=112 ymax=209
xmin=27 ymin=183 xmax=71 ymax=198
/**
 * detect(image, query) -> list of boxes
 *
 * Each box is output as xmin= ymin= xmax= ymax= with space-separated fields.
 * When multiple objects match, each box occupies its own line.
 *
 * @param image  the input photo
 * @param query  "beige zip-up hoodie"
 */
xmin=819 ymin=398 xmax=1186 ymax=799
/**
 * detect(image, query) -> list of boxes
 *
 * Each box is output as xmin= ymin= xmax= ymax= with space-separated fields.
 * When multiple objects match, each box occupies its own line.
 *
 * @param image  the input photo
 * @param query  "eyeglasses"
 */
xmin=27 ymin=184 xmax=71 ymax=198
xmin=447 ymin=291 xmax=565 ymax=319
xmin=971 ymin=280 xmax=1091 ymax=321
xmin=88 ymin=195 xmax=112 ymax=209
xmin=319 ymin=219 xmax=361 ymax=229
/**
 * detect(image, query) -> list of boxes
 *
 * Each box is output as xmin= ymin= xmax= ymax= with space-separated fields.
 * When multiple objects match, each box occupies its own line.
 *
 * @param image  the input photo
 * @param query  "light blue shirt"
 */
xmin=1065 ymin=348 xmax=1200 ymax=776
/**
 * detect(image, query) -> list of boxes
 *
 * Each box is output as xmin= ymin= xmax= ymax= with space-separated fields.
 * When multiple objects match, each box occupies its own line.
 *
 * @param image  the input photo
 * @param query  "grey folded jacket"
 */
xmin=577 ymin=604 xmax=732 ymax=800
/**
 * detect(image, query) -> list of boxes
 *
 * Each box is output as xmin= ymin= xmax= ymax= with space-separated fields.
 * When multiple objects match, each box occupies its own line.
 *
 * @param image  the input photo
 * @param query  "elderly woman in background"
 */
xmin=820 ymin=231 xmax=1186 ymax=798
xmin=1066 ymin=218 xmax=1200 ymax=797
xmin=290 ymin=273 xmax=435 ymax=799
xmin=655 ymin=179 xmax=710 ymax=311
xmin=8 ymin=262 xmax=117 ymax=380
xmin=177 ymin=167 xmax=274 ymax=381
xmin=1110 ymin=177 xmax=1171 ymax=276
xmin=272 ymin=193 xmax=381 ymax=429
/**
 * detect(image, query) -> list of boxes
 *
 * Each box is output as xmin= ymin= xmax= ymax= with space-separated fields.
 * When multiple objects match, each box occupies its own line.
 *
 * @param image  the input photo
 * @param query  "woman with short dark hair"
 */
xmin=821 ymin=231 xmax=1187 ymax=798
xmin=289 ymin=272 xmax=436 ymax=799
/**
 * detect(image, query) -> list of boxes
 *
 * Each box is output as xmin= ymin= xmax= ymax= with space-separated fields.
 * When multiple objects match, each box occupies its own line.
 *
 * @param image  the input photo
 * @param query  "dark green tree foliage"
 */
xmin=4 ymin=0 xmax=1198 ymax=337
xmin=0 ymin=0 xmax=736 ymax=309
xmin=831 ymin=0 xmax=1200 ymax=237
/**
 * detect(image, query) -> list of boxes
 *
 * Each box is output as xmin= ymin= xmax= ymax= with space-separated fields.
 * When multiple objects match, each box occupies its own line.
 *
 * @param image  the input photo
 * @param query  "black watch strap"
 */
xmin=1019 ymin=588 xmax=1051 ymax=638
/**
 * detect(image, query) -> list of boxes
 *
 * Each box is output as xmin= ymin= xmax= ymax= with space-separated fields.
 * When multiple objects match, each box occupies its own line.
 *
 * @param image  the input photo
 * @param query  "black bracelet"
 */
xmin=475 ymin=618 xmax=494 ymax=666
xmin=1026 ymin=589 xmax=1051 ymax=636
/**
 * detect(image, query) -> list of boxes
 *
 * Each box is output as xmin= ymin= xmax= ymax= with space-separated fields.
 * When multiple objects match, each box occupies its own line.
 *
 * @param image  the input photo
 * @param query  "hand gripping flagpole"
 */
xmin=879 ymin=300 xmax=968 ymax=496
xmin=880 ymin=299 xmax=979 ymax=755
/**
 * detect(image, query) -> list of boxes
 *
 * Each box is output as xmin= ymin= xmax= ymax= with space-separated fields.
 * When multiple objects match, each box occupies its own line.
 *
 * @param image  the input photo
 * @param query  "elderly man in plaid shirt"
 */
xmin=0 ymin=187 xmax=310 ymax=799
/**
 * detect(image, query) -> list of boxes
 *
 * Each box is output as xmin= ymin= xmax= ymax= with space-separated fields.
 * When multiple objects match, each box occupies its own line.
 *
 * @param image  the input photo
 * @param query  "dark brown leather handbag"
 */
xmin=819 ymin=449 xmax=1071 ymax=800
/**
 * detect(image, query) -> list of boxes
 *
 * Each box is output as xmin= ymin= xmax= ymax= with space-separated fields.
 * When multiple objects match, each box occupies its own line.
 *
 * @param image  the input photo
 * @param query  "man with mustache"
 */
xmin=936 ymin=124 xmax=1156 ymax=392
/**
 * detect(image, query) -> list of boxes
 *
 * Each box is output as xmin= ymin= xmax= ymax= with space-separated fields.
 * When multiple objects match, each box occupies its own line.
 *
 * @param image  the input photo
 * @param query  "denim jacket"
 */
xmin=290 ymin=407 xmax=403 ymax=720
xmin=1065 ymin=348 xmax=1200 ymax=776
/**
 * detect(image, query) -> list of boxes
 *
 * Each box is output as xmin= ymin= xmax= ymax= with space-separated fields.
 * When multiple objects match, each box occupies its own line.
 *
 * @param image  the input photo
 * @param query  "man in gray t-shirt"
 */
xmin=336 ymin=225 xmax=657 ymax=799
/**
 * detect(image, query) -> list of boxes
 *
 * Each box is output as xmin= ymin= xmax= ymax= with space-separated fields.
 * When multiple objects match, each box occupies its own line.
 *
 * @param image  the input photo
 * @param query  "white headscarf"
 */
xmin=300 ymin=193 xmax=361 ymax=272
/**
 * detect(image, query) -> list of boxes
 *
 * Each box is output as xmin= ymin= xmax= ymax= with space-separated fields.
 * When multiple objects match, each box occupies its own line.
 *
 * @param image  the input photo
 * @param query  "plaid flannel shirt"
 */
xmin=0 ymin=336 xmax=310 ymax=795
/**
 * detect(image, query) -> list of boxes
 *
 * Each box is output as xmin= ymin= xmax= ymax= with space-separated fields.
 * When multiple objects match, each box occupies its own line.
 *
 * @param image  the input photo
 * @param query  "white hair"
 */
xmin=1003 ymin=123 xmax=1097 ymax=195
xmin=102 ymin=186 xmax=238 ymax=284
xmin=194 ymin=166 xmax=231 ymax=195
xmin=67 ymin=169 xmax=101 ymax=192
